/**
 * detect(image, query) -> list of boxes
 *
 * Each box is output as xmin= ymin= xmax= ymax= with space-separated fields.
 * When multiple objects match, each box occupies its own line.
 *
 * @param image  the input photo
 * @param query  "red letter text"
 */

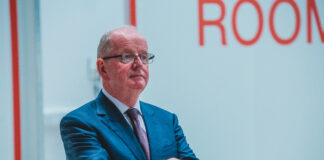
xmin=307 ymin=0 xmax=324 ymax=43
xmin=199 ymin=0 xmax=226 ymax=46
xmin=269 ymin=0 xmax=301 ymax=45
xmin=232 ymin=0 xmax=264 ymax=45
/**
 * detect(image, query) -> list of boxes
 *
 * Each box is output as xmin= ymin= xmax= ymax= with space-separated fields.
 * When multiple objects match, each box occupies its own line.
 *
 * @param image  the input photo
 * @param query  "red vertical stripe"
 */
xmin=9 ymin=0 xmax=21 ymax=160
xmin=130 ymin=0 xmax=136 ymax=26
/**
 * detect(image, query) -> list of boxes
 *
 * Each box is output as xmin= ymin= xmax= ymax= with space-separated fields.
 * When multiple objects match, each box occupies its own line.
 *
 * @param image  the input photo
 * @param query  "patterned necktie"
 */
xmin=126 ymin=108 xmax=150 ymax=160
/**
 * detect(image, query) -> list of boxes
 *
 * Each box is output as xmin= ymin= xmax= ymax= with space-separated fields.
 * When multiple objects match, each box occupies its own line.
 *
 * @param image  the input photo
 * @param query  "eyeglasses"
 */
xmin=101 ymin=53 xmax=155 ymax=64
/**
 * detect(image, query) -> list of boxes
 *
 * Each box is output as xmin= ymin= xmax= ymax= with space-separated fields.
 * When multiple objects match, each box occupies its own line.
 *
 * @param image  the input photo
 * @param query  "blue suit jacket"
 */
xmin=60 ymin=91 xmax=198 ymax=160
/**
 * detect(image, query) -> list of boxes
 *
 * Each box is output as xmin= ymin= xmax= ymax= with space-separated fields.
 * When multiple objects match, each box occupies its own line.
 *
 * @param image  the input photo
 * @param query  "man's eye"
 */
xmin=123 ymin=54 xmax=131 ymax=59
xmin=140 ymin=55 xmax=147 ymax=60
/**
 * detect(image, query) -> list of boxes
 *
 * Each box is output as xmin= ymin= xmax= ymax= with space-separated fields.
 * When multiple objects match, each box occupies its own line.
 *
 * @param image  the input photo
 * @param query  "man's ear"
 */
xmin=96 ymin=59 xmax=109 ymax=80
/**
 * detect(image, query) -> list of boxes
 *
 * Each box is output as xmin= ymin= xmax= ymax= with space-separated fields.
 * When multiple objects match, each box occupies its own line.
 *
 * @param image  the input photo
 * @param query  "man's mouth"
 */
xmin=129 ymin=74 xmax=144 ymax=78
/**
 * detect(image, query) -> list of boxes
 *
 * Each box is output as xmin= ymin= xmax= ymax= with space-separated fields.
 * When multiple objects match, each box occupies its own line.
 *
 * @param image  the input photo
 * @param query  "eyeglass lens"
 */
xmin=121 ymin=54 xmax=153 ymax=64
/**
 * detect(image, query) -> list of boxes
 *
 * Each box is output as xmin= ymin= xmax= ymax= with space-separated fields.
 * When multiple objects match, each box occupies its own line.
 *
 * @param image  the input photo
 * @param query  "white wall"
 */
xmin=137 ymin=1 xmax=324 ymax=160
xmin=17 ymin=0 xmax=44 ymax=159
xmin=0 ymin=0 xmax=14 ymax=159
xmin=40 ymin=0 xmax=126 ymax=159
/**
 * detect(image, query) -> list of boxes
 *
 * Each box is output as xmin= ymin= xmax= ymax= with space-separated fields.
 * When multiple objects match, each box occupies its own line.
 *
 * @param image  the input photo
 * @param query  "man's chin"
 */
xmin=130 ymin=81 xmax=146 ymax=90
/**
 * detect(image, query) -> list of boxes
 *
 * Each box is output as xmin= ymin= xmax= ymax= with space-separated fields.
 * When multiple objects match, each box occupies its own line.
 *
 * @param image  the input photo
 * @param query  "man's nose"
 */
xmin=132 ymin=55 xmax=144 ymax=67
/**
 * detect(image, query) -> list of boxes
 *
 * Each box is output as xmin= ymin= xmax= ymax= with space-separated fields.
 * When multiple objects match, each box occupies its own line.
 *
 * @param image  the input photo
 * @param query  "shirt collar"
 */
xmin=102 ymin=89 xmax=142 ymax=115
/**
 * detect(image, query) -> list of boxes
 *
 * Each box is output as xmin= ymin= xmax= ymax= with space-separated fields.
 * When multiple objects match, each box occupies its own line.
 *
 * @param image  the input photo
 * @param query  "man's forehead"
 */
xmin=110 ymin=35 xmax=148 ymax=53
xmin=111 ymin=42 xmax=148 ymax=54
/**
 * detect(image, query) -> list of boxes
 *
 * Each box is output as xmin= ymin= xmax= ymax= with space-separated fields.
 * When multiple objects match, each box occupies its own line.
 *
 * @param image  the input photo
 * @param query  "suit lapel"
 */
xmin=140 ymin=102 xmax=162 ymax=159
xmin=95 ymin=92 xmax=147 ymax=160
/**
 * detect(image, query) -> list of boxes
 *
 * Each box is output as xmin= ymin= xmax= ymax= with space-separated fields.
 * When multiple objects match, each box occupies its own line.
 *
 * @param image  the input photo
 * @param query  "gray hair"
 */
xmin=97 ymin=26 xmax=138 ymax=58
xmin=97 ymin=32 xmax=111 ymax=58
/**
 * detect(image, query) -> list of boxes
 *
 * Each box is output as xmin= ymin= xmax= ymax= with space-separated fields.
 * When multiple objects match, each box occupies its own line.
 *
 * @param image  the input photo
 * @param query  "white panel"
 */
xmin=17 ymin=0 xmax=44 ymax=159
xmin=0 ymin=0 xmax=14 ymax=159
xmin=137 ymin=0 xmax=324 ymax=160
xmin=41 ymin=0 xmax=126 ymax=110
xmin=40 ymin=0 xmax=126 ymax=159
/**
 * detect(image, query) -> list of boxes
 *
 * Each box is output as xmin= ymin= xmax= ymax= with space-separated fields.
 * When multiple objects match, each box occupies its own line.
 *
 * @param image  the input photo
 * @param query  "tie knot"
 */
xmin=126 ymin=108 xmax=139 ymax=120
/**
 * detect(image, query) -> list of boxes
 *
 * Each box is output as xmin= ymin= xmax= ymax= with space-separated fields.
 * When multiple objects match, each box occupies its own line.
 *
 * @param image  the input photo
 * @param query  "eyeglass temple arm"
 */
xmin=101 ymin=55 xmax=122 ymax=60
xmin=149 ymin=55 xmax=155 ymax=60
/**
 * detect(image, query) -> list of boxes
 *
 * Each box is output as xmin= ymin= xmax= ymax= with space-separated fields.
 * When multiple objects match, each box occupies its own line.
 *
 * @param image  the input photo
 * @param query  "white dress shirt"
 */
xmin=102 ymin=89 xmax=147 ymax=132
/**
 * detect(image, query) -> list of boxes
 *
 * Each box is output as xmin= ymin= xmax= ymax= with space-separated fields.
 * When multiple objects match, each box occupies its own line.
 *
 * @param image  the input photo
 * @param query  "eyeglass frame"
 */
xmin=101 ymin=53 xmax=155 ymax=64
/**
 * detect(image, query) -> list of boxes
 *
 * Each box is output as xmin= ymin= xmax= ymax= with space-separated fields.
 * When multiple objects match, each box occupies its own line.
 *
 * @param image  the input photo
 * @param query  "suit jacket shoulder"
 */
xmin=139 ymin=101 xmax=199 ymax=160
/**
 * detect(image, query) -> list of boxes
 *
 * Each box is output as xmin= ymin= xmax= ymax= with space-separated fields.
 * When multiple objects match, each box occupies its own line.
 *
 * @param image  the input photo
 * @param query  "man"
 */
xmin=60 ymin=26 xmax=198 ymax=160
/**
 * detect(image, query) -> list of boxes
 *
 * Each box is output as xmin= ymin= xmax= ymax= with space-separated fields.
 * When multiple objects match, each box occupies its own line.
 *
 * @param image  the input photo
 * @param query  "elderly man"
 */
xmin=60 ymin=26 xmax=198 ymax=160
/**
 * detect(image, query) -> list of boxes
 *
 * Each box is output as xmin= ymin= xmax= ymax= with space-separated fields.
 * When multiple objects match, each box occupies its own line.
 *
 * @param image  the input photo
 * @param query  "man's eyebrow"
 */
xmin=138 ymin=49 xmax=148 ymax=54
xmin=123 ymin=49 xmax=148 ymax=54
xmin=122 ymin=49 xmax=134 ymax=53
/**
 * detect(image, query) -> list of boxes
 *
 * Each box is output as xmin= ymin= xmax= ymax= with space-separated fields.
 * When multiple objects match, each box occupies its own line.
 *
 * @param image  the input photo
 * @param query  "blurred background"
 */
xmin=1 ymin=0 xmax=324 ymax=159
